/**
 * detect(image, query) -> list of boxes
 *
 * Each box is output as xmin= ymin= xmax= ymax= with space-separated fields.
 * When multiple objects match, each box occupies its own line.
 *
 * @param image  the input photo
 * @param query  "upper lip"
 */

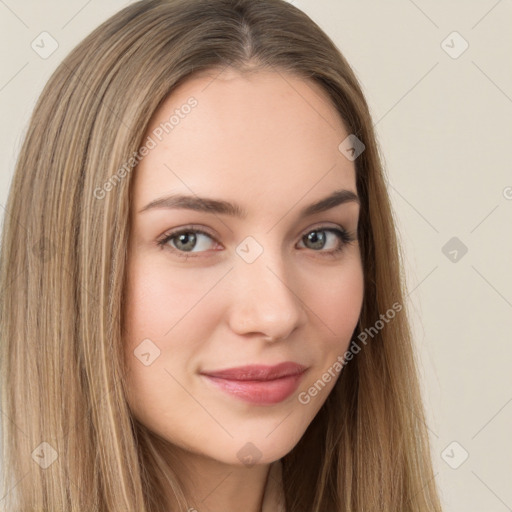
xmin=200 ymin=362 xmax=307 ymax=381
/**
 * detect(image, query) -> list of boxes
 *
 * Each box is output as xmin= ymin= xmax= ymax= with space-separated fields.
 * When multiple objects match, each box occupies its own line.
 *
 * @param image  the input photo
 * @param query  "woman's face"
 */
xmin=124 ymin=68 xmax=364 ymax=466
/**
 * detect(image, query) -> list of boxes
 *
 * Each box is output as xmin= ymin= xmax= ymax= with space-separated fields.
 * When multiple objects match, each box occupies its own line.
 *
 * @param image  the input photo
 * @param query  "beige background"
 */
xmin=1 ymin=1 xmax=511 ymax=510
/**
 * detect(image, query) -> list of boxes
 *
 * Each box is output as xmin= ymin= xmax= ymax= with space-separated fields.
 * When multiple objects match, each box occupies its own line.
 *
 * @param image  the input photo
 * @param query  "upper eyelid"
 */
xmin=159 ymin=225 xmax=217 ymax=243
xmin=159 ymin=224 xmax=352 ymax=250
xmin=160 ymin=222 xmax=348 ymax=240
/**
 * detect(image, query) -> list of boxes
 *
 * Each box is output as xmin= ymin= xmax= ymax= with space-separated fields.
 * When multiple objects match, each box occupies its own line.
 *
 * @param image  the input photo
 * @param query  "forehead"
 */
xmin=133 ymin=68 xmax=356 ymax=210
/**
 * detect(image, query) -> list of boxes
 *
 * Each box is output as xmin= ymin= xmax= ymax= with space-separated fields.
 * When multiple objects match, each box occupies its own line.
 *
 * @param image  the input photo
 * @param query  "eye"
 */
xmin=298 ymin=227 xmax=355 ymax=255
xmin=156 ymin=225 xmax=356 ymax=259
xmin=157 ymin=227 xmax=218 ymax=258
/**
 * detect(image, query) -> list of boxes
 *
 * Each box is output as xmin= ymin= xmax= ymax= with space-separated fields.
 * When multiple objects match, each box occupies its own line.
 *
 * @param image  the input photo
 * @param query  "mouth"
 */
xmin=199 ymin=362 xmax=308 ymax=405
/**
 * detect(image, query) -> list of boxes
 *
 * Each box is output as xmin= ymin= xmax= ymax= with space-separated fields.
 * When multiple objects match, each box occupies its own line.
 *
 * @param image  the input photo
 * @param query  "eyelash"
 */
xmin=156 ymin=225 xmax=356 ymax=260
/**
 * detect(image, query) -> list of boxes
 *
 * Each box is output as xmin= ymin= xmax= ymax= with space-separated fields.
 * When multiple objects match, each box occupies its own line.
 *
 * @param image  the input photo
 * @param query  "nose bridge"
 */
xmin=228 ymin=238 xmax=306 ymax=339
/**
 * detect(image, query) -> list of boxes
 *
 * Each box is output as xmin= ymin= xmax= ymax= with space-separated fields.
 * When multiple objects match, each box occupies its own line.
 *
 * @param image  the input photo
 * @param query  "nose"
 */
xmin=226 ymin=251 xmax=308 ymax=342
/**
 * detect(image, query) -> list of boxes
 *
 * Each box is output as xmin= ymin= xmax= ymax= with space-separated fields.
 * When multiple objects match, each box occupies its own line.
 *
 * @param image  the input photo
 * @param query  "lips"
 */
xmin=200 ymin=362 xmax=308 ymax=405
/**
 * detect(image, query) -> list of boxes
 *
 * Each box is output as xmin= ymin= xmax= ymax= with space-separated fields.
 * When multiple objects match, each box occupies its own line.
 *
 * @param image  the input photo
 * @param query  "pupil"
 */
xmin=306 ymin=231 xmax=325 ymax=250
xmin=176 ymin=232 xmax=196 ymax=251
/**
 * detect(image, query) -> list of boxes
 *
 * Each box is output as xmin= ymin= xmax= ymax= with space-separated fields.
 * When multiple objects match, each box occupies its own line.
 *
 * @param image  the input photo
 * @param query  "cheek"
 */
xmin=123 ymin=255 xmax=222 ymax=347
xmin=306 ymin=253 xmax=364 ymax=339
xmin=122 ymin=255 xmax=225 ymax=421
xmin=294 ymin=256 xmax=363 ymax=409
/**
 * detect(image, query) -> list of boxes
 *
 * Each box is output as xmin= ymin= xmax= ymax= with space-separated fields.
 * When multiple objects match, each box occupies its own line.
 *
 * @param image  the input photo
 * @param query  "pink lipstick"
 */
xmin=200 ymin=362 xmax=307 ymax=405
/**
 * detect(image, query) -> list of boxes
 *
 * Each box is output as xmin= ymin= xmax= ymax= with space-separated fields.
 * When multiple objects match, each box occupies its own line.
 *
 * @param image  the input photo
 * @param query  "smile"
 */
xmin=200 ymin=362 xmax=308 ymax=405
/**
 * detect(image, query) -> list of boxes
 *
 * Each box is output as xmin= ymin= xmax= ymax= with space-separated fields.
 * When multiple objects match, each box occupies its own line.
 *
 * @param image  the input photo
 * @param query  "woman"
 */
xmin=0 ymin=0 xmax=443 ymax=510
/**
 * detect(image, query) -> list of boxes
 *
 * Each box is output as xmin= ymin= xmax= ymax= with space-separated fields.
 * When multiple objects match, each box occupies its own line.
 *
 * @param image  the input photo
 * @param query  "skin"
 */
xmin=123 ymin=67 xmax=364 ymax=512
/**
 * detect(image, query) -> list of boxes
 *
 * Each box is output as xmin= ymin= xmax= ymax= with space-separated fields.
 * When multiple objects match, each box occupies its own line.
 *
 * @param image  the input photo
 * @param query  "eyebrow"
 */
xmin=138 ymin=189 xmax=359 ymax=218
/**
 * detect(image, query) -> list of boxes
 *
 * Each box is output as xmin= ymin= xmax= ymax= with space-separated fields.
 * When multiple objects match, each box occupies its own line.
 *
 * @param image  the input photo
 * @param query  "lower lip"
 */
xmin=202 ymin=372 xmax=306 ymax=405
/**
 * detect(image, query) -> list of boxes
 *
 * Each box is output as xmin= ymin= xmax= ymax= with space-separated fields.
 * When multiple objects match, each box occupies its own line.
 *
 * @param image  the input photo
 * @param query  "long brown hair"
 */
xmin=0 ymin=0 xmax=443 ymax=510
